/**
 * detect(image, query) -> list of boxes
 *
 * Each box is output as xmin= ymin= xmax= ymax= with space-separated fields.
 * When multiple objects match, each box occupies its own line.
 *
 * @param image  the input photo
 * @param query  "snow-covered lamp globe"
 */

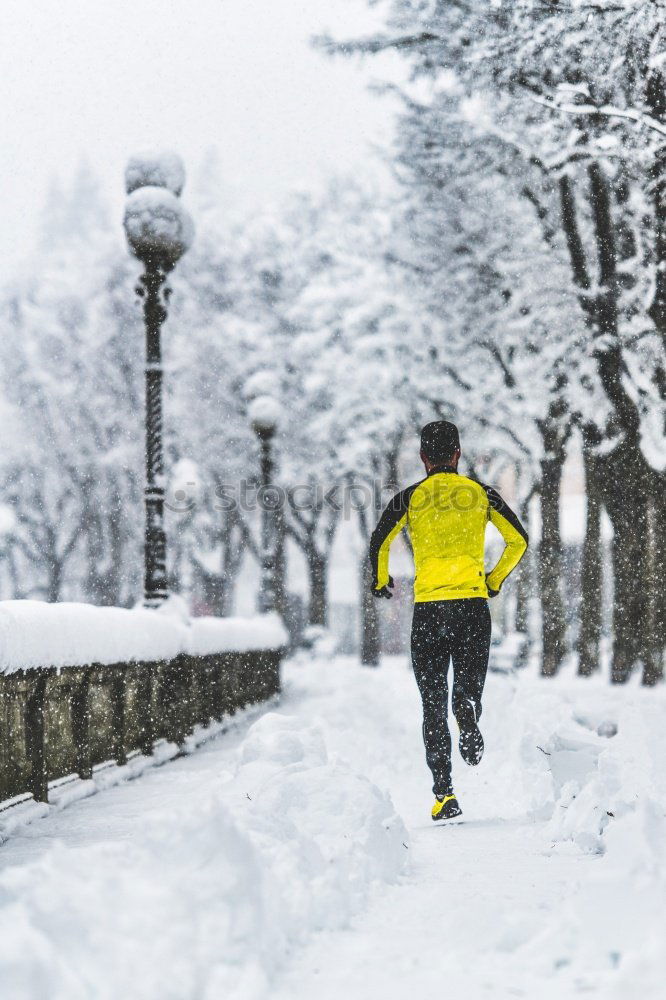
xmin=249 ymin=393 xmax=281 ymax=440
xmin=124 ymin=187 xmax=193 ymax=270
xmin=123 ymin=152 xmax=193 ymax=271
xmin=243 ymin=369 xmax=280 ymax=403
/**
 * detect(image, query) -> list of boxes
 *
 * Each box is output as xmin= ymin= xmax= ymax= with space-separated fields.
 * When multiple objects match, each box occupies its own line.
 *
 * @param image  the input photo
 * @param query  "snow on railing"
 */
xmin=0 ymin=600 xmax=287 ymax=806
xmin=0 ymin=600 xmax=288 ymax=674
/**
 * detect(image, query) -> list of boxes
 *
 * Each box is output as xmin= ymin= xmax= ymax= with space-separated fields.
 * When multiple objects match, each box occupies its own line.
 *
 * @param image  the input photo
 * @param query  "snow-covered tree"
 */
xmin=0 ymin=171 xmax=142 ymax=604
xmin=324 ymin=0 xmax=666 ymax=682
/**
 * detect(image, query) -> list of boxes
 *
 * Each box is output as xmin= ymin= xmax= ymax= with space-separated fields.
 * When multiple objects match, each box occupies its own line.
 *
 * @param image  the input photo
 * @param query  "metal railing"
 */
xmin=0 ymin=649 xmax=282 ymax=804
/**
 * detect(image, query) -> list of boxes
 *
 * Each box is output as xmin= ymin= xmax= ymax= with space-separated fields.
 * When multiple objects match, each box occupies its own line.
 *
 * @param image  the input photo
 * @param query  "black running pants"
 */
xmin=411 ymin=598 xmax=491 ymax=796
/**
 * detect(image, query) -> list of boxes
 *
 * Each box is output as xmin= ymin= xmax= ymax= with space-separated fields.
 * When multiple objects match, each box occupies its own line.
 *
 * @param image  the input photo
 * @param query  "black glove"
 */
xmin=372 ymin=575 xmax=394 ymax=599
xmin=485 ymin=575 xmax=499 ymax=598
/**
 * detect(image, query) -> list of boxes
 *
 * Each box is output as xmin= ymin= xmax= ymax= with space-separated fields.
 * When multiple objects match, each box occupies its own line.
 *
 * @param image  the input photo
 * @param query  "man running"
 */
xmin=369 ymin=421 xmax=528 ymax=821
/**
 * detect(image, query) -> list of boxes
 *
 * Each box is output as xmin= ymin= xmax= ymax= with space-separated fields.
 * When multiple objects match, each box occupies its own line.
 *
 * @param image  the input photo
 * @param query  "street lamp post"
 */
xmin=123 ymin=153 xmax=194 ymax=607
xmin=248 ymin=391 xmax=281 ymax=614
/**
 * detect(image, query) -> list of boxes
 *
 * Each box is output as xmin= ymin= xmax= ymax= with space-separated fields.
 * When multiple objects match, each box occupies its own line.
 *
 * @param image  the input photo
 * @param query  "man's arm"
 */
xmin=483 ymin=486 xmax=529 ymax=595
xmin=368 ymin=487 xmax=413 ymax=597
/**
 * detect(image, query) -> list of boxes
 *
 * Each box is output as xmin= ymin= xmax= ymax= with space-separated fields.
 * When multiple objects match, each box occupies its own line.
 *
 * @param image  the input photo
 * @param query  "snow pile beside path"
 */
xmin=0 ymin=713 xmax=407 ymax=1000
xmin=476 ymin=671 xmax=664 ymax=847
xmin=238 ymin=713 xmax=407 ymax=921
xmin=526 ymin=798 xmax=666 ymax=997
xmin=537 ymin=697 xmax=663 ymax=855
xmin=471 ymin=670 xmax=666 ymax=993
xmin=478 ymin=678 xmax=573 ymax=821
xmin=520 ymin=694 xmax=666 ymax=993
xmin=0 ymin=601 xmax=288 ymax=674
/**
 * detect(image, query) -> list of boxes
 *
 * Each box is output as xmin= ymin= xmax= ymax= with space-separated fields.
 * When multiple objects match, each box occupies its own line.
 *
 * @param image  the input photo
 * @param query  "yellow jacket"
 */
xmin=369 ymin=467 xmax=528 ymax=602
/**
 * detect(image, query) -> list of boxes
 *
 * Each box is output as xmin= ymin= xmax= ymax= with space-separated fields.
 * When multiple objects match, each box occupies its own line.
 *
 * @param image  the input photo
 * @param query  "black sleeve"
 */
xmin=482 ymin=484 xmax=529 ymax=593
xmin=483 ymin=485 xmax=529 ymax=545
xmin=368 ymin=485 xmax=416 ymax=589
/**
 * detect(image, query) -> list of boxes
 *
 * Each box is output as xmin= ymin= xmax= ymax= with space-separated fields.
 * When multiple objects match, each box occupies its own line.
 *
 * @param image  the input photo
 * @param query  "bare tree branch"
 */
xmin=527 ymin=93 xmax=666 ymax=139
xmin=314 ymin=31 xmax=442 ymax=57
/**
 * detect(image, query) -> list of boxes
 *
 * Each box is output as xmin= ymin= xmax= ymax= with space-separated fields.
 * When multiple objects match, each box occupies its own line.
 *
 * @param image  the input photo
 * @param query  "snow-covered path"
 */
xmin=0 ymin=654 xmax=663 ymax=998
xmin=272 ymin=657 xmax=599 ymax=1000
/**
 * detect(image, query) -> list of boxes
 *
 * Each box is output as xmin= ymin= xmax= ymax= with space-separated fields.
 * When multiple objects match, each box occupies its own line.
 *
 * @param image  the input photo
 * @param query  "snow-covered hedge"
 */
xmin=0 ymin=601 xmax=288 ymax=675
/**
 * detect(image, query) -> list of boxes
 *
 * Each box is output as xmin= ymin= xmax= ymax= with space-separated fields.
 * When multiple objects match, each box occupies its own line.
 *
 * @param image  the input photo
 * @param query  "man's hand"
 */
xmin=372 ymin=575 xmax=395 ymax=599
xmin=485 ymin=575 xmax=499 ymax=598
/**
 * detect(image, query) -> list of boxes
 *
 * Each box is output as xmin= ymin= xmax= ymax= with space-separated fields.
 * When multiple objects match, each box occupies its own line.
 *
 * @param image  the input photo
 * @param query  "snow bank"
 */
xmin=515 ymin=694 xmax=666 ymax=994
xmin=463 ymin=666 xmax=666 ymax=993
xmin=0 ymin=601 xmax=288 ymax=674
xmin=523 ymin=694 xmax=663 ymax=855
xmin=0 ymin=713 xmax=407 ymax=1000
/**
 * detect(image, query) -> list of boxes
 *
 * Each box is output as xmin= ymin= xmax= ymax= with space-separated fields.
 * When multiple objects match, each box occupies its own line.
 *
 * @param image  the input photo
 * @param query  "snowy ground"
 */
xmin=0 ymin=653 xmax=663 ymax=999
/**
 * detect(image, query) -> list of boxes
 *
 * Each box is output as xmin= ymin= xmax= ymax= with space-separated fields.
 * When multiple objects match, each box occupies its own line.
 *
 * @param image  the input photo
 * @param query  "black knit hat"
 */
xmin=420 ymin=421 xmax=461 ymax=463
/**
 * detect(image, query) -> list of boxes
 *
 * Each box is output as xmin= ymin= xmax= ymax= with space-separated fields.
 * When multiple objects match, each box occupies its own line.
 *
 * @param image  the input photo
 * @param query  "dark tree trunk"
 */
xmin=646 ymin=67 xmax=666 ymax=334
xmin=286 ymin=482 xmax=339 ymax=631
xmin=218 ymin=577 xmax=235 ymax=617
xmin=218 ymin=510 xmax=239 ymax=616
xmin=194 ymin=505 xmax=257 ymax=617
xmin=514 ymin=494 xmax=532 ymax=636
xmin=537 ymin=448 xmax=567 ymax=677
xmin=536 ymin=400 xmax=570 ymax=678
xmin=354 ymin=450 xmax=401 ymax=665
xmin=307 ymin=548 xmax=328 ymax=627
xmin=651 ymin=481 xmax=666 ymax=684
xmin=641 ymin=476 xmax=665 ymax=686
xmin=195 ymin=567 xmax=229 ymax=617
xmin=514 ymin=557 xmax=531 ymax=635
xmin=655 ymin=482 xmax=666 ymax=679
xmin=588 ymin=447 xmax=665 ymax=686
xmin=85 ymin=489 xmax=125 ymax=607
xmin=46 ymin=562 xmax=63 ymax=603
xmin=578 ymin=437 xmax=603 ymax=676
xmin=272 ymin=505 xmax=287 ymax=618
xmin=644 ymin=72 xmax=666 ymax=685
xmin=586 ymin=163 xmax=658 ymax=683
xmin=360 ymin=557 xmax=380 ymax=666
xmin=558 ymin=163 xmax=660 ymax=684
xmin=596 ymin=449 xmax=652 ymax=683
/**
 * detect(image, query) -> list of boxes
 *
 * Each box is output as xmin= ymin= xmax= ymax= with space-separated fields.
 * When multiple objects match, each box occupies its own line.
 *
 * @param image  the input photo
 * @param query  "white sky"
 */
xmin=0 ymin=0 xmax=400 ymax=274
